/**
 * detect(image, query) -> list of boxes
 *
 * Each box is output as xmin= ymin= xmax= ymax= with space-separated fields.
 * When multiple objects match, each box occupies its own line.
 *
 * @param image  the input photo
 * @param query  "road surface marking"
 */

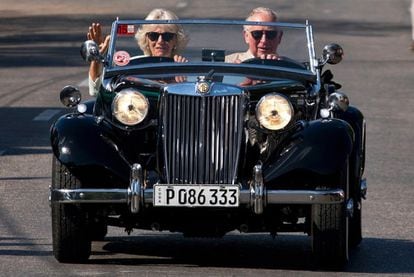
xmin=176 ymin=1 xmax=188 ymax=8
xmin=33 ymin=109 xmax=61 ymax=121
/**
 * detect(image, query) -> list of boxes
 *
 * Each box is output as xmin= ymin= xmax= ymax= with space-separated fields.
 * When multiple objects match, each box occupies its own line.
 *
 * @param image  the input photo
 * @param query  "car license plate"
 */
xmin=153 ymin=185 xmax=239 ymax=207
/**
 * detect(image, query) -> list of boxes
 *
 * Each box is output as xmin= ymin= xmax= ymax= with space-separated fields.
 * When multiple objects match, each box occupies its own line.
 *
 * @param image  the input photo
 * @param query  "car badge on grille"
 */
xmin=197 ymin=82 xmax=210 ymax=94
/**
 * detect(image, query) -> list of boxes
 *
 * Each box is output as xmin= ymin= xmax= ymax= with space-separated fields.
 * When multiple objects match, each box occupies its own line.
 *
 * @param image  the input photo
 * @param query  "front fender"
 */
xmin=337 ymin=105 xmax=365 ymax=177
xmin=50 ymin=113 xmax=131 ymax=187
xmin=263 ymin=119 xmax=354 ymax=187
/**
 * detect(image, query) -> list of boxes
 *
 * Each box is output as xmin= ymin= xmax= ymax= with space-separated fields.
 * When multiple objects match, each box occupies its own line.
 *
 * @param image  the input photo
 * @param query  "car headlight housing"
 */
xmin=256 ymin=93 xmax=294 ymax=130
xmin=112 ymin=89 xmax=149 ymax=126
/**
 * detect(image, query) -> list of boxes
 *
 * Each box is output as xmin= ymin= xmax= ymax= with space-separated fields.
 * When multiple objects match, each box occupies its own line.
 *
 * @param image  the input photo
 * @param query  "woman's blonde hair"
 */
xmin=135 ymin=8 xmax=188 ymax=56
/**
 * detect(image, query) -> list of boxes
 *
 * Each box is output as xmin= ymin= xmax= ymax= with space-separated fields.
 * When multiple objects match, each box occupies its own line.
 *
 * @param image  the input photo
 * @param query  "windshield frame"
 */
xmin=104 ymin=19 xmax=319 ymax=86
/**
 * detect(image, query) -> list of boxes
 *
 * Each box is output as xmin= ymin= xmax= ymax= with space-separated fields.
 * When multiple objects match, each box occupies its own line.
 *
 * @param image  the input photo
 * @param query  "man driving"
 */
xmin=225 ymin=7 xmax=283 ymax=63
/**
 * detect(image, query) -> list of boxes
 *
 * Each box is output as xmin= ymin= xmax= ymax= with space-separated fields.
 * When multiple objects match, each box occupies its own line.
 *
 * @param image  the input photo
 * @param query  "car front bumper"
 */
xmin=49 ymin=163 xmax=352 ymax=215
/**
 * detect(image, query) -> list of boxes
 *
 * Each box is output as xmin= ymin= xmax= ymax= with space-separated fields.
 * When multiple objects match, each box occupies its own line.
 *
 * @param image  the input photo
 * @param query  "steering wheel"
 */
xmin=241 ymin=56 xmax=306 ymax=70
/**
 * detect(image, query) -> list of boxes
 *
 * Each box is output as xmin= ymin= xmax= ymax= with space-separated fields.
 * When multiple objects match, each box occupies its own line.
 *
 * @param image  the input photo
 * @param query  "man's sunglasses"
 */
xmin=250 ymin=30 xmax=278 ymax=41
xmin=146 ymin=32 xmax=176 ymax=42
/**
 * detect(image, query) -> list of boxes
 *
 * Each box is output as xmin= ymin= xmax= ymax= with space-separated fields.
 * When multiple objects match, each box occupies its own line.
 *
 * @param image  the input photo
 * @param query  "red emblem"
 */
xmin=113 ymin=51 xmax=130 ymax=66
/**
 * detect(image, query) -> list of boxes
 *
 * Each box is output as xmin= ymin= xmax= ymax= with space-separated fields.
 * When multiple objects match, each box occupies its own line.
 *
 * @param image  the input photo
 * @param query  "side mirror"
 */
xmin=60 ymin=85 xmax=81 ymax=107
xmin=322 ymin=43 xmax=343 ymax=65
xmin=80 ymin=40 xmax=103 ymax=62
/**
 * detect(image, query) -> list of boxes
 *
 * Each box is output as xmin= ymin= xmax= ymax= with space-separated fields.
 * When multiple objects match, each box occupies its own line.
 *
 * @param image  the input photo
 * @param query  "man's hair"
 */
xmin=244 ymin=7 xmax=278 ymax=31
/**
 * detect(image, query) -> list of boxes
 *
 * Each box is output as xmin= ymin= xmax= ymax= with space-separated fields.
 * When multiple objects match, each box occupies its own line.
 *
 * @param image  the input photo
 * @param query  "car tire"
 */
xmin=349 ymin=174 xmax=362 ymax=248
xmin=349 ymin=199 xmax=362 ymax=247
xmin=89 ymin=221 xmax=108 ymax=241
xmin=51 ymin=156 xmax=91 ymax=263
xmin=311 ymin=163 xmax=349 ymax=268
xmin=349 ymin=116 xmax=365 ymax=248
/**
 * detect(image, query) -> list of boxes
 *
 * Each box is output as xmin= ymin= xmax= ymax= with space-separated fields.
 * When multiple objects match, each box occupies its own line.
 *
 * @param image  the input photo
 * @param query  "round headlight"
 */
xmin=256 ymin=93 xmax=294 ymax=130
xmin=112 ymin=89 xmax=149 ymax=126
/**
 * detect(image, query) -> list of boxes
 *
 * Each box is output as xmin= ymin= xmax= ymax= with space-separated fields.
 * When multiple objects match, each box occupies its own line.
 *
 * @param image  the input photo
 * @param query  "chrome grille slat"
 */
xmin=162 ymin=93 xmax=244 ymax=184
xmin=183 ymin=96 xmax=191 ymax=182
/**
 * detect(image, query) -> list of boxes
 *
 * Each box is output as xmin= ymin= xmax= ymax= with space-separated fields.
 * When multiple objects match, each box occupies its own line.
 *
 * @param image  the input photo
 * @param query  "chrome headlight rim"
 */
xmin=255 ymin=93 xmax=294 ymax=131
xmin=112 ymin=89 xmax=149 ymax=126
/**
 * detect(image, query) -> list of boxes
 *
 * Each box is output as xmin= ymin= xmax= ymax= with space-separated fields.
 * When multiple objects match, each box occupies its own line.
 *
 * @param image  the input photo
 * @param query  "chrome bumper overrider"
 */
xmin=49 ymin=163 xmax=346 ymax=214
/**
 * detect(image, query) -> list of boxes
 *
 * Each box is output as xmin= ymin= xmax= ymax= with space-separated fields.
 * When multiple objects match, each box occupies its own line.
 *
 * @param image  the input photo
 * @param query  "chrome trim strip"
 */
xmin=50 ymin=188 xmax=344 ymax=205
xmin=50 ymin=188 xmax=128 ymax=203
xmin=144 ymin=189 xmax=154 ymax=204
xmin=266 ymin=189 xmax=344 ymax=204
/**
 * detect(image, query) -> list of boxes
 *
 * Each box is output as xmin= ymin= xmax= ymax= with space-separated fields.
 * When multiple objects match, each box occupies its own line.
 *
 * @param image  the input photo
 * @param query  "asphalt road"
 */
xmin=0 ymin=0 xmax=413 ymax=276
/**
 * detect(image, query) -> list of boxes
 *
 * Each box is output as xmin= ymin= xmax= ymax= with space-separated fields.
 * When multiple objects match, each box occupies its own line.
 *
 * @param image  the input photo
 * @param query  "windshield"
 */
xmin=104 ymin=20 xmax=316 ymax=84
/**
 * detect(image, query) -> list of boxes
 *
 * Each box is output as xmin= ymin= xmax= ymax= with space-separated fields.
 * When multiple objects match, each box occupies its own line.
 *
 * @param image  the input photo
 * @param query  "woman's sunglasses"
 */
xmin=146 ymin=32 xmax=176 ymax=42
xmin=250 ymin=30 xmax=278 ymax=41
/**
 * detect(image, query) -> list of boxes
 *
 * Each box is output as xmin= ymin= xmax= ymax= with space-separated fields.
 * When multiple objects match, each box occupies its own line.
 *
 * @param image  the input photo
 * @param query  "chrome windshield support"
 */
xmin=306 ymin=21 xmax=317 ymax=74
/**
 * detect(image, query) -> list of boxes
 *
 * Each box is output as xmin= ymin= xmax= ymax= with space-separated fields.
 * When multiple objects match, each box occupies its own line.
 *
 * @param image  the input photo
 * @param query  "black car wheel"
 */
xmin=88 ymin=220 xmax=108 ymax=241
xmin=51 ymin=156 xmax=91 ymax=263
xmin=345 ymin=109 xmax=365 ymax=248
xmin=349 ymin=174 xmax=362 ymax=248
xmin=349 ymin=198 xmax=362 ymax=247
xmin=349 ymin=132 xmax=365 ymax=248
xmin=311 ymin=163 xmax=349 ymax=268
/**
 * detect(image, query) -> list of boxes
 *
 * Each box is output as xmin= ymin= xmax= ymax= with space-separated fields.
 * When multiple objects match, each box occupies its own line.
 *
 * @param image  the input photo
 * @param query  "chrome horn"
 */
xmin=60 ymin=85 xmax=81 ymax=107
xmin=328 ymin=92 xmax=349 ymax=112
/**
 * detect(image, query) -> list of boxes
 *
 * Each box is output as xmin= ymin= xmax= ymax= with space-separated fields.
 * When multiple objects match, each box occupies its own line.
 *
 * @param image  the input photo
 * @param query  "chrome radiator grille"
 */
xmin=161 ymin=93 xmax=245 ymax=184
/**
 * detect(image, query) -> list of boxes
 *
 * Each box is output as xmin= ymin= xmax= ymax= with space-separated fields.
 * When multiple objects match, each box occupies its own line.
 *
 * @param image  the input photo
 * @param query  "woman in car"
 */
xmin=87 ymin=8 xmax=189 ymax=96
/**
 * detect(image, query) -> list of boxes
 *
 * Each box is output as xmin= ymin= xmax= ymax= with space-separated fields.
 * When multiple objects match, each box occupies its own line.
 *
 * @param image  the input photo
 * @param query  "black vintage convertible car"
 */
xmin=49 ymin=19 xmax=366 ymax=267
